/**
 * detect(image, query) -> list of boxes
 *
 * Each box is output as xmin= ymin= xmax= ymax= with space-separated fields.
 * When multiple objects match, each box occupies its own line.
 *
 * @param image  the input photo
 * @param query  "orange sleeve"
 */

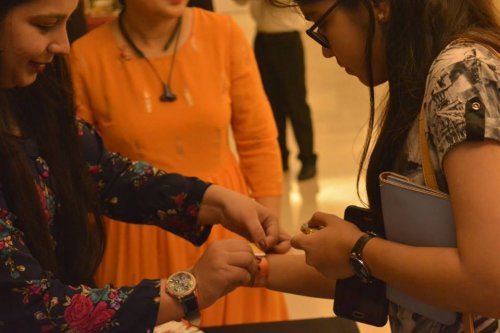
xmin=227 ymin=18 xmax=283 ymax=198
xmin=69 ymin=43 xmax=96 ymax=125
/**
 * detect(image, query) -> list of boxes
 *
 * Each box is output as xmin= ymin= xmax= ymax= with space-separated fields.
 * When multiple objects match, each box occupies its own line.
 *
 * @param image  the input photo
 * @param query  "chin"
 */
xmin=15 ymin=75 xmax=38 ymax=88
xmin=358 ymin=75 xmax=388 ymax=87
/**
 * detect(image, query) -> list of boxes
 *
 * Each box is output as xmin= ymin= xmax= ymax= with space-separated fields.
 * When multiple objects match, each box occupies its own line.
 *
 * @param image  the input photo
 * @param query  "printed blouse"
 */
xmin=0 ymin=120 xmax=211 ymax=332
xmin=393 ymin=41 xmax=500 ymax=333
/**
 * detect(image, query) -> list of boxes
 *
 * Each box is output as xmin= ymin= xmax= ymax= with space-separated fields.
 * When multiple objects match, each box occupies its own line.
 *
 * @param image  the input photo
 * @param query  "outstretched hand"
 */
xmin=198 ymin=185 xmax=280 ymax=251
xmin=291 ymin=211 xmax=363 ymax=280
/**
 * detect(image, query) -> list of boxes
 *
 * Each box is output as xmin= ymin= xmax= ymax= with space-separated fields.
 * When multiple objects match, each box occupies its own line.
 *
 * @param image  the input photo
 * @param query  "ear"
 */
xmin=372 ymin=0 xmax=390 ymax=23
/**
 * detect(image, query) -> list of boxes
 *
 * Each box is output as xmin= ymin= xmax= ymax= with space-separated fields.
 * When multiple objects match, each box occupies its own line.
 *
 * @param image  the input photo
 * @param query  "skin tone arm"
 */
xmin=363 ymin=139 xmax=500 ymax=316
xmin=293 ymin=140 xmax=500 ymax=317
xmin=265 ymin=254 xmax=335 ymax=299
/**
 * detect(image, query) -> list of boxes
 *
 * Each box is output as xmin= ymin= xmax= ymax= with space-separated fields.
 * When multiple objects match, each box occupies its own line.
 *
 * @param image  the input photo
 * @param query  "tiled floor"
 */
xmin=215 ymin=1 xmax=390 ymax=332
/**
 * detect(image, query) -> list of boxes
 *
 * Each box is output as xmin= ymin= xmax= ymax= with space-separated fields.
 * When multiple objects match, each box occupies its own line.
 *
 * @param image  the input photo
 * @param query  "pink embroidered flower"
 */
xmin=88 ymin=165 xmax=100 ymax=175
xmin=87 ymin=301 xmax=115 ymax=332
xmin=108 ymin=289 xmax=118 ymax=300
xmin=174 ymin=194 xmax=186 ymax=206
xmin=41 ymin=324 xmax=54 ymax=332
xmin=64 ymin=294 xmax=93 ymax=331
xmin=187 ymin=205 xmax=198 ymax=217
xmin=43 ymin=293 xmax=49 ymax=305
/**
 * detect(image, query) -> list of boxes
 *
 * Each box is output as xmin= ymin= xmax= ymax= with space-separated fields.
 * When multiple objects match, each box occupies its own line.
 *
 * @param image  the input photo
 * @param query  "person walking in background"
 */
xmin=235 ymin=0 xmax=317 ymax=180
xmin=70 ymin=0 xmax=289 ymax=327
xmin=187 ymin=0 xmax=214 ymax=11
xmin=67 ymin=0 xmax=88 ymax=43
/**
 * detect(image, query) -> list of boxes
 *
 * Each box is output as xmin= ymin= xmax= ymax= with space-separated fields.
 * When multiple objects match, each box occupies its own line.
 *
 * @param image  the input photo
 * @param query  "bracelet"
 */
xmin=253 ymin=256 xmax=269 ymax=287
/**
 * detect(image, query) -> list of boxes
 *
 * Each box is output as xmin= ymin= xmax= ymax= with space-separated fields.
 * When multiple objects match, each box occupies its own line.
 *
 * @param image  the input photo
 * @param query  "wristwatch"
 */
xmin=349 ymin=231 xmax=378 ymax=283
xmin=165 ymin=271 xmax=201 ymax=326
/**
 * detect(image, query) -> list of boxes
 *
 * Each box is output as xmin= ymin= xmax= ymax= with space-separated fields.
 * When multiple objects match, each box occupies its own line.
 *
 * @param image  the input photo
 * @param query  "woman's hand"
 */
xmin=291 ymin=212 xmax=364 ymax=280
xmin=198 ymin=185 xmax=280 ymax=251
xmin=270 ymin=230 xmax=292 ymax=254
xmin=191 ymin=239 xmax=258 ymax=309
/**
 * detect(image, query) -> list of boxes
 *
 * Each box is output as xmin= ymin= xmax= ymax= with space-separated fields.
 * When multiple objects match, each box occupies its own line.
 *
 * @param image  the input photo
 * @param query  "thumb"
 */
xmin=290 ymin=233 xmax=307 ymax=251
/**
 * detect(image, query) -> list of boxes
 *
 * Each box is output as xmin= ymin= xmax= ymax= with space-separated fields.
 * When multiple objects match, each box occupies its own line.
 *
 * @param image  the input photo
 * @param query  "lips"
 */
xmin=29 ymin=61 xmax=50 ymax=74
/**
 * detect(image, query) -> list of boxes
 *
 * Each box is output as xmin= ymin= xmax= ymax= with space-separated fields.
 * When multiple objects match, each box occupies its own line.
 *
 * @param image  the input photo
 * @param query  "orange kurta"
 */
xmin=70 ymin=8 xmax=287 ymax=326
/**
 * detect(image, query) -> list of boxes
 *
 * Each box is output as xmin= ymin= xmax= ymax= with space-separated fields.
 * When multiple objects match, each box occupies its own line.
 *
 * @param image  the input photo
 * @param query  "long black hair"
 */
xmin=273 ymin=0 xmax=500 ymax=224
xmin=0 ymin=0 xmax=105 ymax=286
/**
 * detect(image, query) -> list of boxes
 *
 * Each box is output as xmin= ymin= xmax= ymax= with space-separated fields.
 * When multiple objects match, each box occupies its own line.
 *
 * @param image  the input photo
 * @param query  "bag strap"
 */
xmin=416 ymin=37 xmax=499 ymax=332
xmin=418 ymin=106 xmax=476 ymax=333
xmin=417 ymin=36 xmax=500 ymax=333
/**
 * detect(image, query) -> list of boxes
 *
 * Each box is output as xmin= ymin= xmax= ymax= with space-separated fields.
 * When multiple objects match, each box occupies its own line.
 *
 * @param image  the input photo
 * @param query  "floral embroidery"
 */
xmin=0 ymin=211 xmax=26 ymax=279
xmin=0 ymin=119 xmax=209 ymax=331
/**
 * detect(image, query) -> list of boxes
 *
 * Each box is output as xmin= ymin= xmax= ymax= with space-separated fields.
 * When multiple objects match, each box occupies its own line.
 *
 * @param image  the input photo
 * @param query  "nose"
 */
xmin=322 ymin=47 xmax=334 ymax=58
xmin=48 ymin=27 xmax=70 ymax=55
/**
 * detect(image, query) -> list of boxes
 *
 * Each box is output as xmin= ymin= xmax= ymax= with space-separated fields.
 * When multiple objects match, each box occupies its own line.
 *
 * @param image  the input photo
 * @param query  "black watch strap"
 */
xmin=181 ymin=293 xmax=200 ymax=326
xmin=352 ymin=232 xmax=377 ymax=256
xmin=350 ymin=231 xmax=377 ymax=283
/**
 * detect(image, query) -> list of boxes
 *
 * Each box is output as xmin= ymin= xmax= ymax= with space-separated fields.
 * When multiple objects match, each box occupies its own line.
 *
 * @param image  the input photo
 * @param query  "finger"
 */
xmin=259 ymin=213 xmax=280 ymax=251
xmin=307 ymin=211 xmax=336 ymax=228
xmin=271 ymin=238 xmax=292 ymax=254
xmin=226 ymin=251 xmax=257 ymax=270
xmin=224 ymin=266 xmax=253 ymax=290
xmin=290 ymin=233 xmax=308 ymax=250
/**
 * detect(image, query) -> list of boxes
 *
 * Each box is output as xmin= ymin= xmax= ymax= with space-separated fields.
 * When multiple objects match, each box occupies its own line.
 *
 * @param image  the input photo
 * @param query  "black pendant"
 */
xmin=160 ymin=84 xmax=177 ymax=102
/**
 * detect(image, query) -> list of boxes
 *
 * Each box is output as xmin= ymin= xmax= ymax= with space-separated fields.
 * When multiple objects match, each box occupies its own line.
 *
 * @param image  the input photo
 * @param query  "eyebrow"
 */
xmin=302 ymin=10 xmax=318 ymax=22
xmin=29 ymin=14 xmax=67 ymax=21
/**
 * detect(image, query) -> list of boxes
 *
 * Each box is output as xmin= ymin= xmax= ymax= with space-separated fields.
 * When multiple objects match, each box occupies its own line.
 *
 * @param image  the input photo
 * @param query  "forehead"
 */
xmin=9 ymin=0 xmax=78 ymax=17
xmin=299 ymin=1 xmax=336 ymax=21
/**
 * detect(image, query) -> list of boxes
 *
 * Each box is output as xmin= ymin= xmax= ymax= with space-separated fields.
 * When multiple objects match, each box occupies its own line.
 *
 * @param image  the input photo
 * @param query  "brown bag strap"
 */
xmin=418 ymin=83 xmax=477 ymax=333
xmin=418 ymin=108 xmax=476 ymax=333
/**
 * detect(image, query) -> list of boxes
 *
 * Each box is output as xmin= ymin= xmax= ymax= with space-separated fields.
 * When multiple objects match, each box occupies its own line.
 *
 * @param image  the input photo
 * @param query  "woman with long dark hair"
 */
xmin=261 ymin=0 xmax=500 ymax=332
xmin=0 ymin=1 xmax=284 ymax=331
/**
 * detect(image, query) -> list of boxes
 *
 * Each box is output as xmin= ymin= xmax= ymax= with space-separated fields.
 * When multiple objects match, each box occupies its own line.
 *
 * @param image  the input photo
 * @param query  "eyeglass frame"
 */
xmin=305 ymin=0 xmax=346 ymax=49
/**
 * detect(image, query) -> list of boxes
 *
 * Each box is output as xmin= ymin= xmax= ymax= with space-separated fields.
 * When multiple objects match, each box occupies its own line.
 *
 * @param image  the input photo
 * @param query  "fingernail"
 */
xmin=259 ymin=240 xmax=268 ymax=251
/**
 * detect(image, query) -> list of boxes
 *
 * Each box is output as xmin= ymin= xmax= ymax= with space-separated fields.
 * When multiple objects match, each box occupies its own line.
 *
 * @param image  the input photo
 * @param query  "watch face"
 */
xmin=350 ymin=257 xmax=371 ymax=283
xmin=167 ymin=271 xmax=197 ymax=297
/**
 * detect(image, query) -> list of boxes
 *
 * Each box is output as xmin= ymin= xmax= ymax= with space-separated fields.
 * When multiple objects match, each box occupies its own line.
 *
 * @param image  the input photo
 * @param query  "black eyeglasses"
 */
xmin=305 ymin=0 xmax=345 ymax=48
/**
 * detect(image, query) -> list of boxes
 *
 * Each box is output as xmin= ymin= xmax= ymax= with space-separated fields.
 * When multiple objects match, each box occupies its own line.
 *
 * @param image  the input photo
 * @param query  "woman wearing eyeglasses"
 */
xmin=261 ymin=0 xmax=500 ymax=332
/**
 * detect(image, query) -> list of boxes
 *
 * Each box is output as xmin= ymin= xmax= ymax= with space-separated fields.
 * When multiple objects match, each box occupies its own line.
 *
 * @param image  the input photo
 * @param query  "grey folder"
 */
xmin=379 ymin=172 xmax=458 ymax=325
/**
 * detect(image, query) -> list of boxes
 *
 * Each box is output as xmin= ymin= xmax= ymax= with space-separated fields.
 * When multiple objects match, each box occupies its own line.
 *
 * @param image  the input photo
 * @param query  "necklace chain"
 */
xmin=118 ymin=10 xmax=182 ymax=102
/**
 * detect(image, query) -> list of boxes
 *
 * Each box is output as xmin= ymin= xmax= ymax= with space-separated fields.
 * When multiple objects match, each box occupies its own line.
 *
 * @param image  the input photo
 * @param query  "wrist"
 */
xmin=164 ymin=271 xmax=201 ymax=326
xmin=198 ymin=185 xmax=224 ymax=226
xmin=156 ymin=279 xmax=185 ymax=325
xmin=253 ymin=256 xmax=269 ymax=287
xmin=349 ymin=232 xmax=378 ymax=283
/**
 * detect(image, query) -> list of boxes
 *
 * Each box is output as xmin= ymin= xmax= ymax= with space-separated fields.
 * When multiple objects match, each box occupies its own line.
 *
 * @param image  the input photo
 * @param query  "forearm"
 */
xmin=266 ymin=254 xmax=335 ymax=299
xmin=364 ymin=238 xmax=500 ymax=317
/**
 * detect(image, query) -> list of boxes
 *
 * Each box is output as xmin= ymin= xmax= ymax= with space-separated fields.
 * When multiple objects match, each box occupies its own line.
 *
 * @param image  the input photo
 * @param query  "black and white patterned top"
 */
xmin=391 ymin=41 xmax=500 ymax=333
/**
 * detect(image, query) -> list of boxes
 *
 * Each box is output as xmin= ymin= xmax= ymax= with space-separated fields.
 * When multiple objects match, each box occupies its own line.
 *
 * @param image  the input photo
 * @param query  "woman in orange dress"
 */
xmin=69 ymin=0 xmax=287 ymax=326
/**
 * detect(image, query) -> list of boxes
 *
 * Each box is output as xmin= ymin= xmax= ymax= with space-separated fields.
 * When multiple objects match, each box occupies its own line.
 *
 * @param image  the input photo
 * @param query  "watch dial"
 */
xmin=351 ymin=258 xmax=371 ymax=283
xmin=167 ymin=272 xmax=196 ymax=297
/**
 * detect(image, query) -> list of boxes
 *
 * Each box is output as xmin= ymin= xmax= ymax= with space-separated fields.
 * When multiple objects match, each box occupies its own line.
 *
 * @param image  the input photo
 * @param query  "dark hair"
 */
xmin=0 ymin=1 xmax=105 ymax=286
xmin=273 ymin=0 xmax=500 ymax=223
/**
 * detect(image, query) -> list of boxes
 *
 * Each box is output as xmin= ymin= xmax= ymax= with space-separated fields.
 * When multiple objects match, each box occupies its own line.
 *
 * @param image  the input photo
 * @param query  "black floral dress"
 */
xmin=0 ymin=120 xmax=212 ymax=332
